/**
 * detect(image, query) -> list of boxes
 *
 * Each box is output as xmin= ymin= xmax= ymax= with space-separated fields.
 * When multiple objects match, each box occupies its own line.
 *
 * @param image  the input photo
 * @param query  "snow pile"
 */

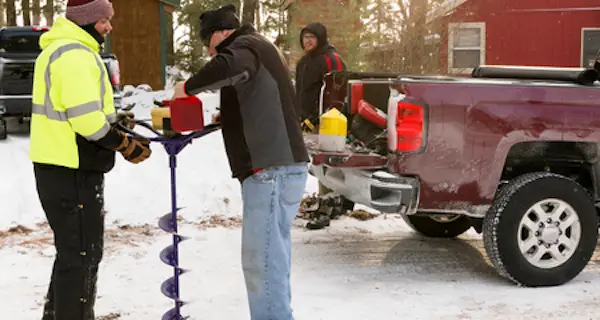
xmin=120 ymin=86 xmax=220 ymax=126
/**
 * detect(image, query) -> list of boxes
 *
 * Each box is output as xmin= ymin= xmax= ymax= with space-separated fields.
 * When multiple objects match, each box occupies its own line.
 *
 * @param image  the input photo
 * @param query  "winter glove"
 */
xmin=114 ymin=131 xmax=152 ymax=164
xmin=301 ymin=118 xmax=317 ymax=133
xmin=116 ymin=111 xmax=136 ymax=129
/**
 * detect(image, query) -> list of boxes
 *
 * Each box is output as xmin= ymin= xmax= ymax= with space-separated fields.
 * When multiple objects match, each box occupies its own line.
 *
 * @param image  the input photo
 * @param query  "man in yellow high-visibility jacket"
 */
xmin=29 ymin=1 xmax=152 ymax=319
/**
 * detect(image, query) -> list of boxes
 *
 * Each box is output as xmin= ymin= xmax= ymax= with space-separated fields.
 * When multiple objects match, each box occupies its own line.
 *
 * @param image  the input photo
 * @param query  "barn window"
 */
xmin=581 ymin=28 xmax=600 ymax=68
xmin=448 ymin=22 xmax=486 ymax=74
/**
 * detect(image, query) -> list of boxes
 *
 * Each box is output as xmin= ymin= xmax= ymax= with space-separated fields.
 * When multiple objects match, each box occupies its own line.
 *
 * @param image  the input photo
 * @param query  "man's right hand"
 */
xmin=212 ymin=111 xmax=221 ymax=124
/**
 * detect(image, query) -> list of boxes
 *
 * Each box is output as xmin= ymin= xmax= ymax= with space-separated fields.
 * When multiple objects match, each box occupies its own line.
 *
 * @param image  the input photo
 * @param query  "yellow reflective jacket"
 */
xmin=29 ymin=17 xmax=117 ymax=172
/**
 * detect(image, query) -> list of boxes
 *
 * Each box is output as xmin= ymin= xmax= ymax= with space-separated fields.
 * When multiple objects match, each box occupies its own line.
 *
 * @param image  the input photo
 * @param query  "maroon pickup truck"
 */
xmin=307 ymin=65 xmax=600 ymax=287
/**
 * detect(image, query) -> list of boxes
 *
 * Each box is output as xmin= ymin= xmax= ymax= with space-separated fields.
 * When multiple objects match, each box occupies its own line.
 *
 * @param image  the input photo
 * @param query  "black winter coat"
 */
xmin=295 ymin=22 xmax=346 ymax=125
xmin=184 ymin=25 xmax=309 ymax=179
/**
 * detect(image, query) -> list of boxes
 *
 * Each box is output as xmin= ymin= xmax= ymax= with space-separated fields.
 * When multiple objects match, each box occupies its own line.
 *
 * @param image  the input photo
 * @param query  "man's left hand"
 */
xmin=171 ymin=81 xmax=189 ymax=100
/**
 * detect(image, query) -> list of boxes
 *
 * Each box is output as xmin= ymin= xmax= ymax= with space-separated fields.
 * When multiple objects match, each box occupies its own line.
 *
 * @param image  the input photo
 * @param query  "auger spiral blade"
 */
xmin=174 ymin=234 xmax=190 ymax=243
xmin=161 ymin=276 xmax=181 ymax=300
xmin=161 ymin=302 xmax=188 ymax=320
xmin=159 ymin=245 xmax=178 ymax=267
xmin=158 ymin=207 xmax=185 ymax=233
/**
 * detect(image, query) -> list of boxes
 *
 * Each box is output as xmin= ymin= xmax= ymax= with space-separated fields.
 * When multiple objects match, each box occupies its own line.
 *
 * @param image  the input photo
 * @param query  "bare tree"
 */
xmin=44 ymin=0 xmax=54 ymax=26
xmin=242 ymin=0 xmax=257 ymax=25
xmin=406 ymin=0 xmax=427 ymax=73
xmin=32 ymin=0 xmax=41 ymax=25
xmin=0 ymin=1 xmax=5 ymax=26
xmin=5 ymin=0 xmax=15 ymax=26
xmin=23 ymin=0 xmax=31 ymax=25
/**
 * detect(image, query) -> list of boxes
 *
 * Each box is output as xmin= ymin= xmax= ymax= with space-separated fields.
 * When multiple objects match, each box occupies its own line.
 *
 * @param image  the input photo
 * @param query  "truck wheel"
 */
xmin=402 ymin=214 xmax=472 ymax=238
xmin=0 ymin=118 xmax=7 ymax=140
xmin=483 ymin=172 xmax=598 ymax=287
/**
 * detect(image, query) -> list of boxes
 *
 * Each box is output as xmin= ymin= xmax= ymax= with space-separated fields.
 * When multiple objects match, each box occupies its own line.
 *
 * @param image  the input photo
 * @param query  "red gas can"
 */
xmin=169 ymin=95 xmax=205 ymax=132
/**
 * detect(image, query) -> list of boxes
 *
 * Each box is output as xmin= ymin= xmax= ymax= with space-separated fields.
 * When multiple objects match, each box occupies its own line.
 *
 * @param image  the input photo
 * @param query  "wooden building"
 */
xmin=105 ymin=0 xmax=179 ymax=89
xmin=430 ymin=0 xmax=600 ymax=75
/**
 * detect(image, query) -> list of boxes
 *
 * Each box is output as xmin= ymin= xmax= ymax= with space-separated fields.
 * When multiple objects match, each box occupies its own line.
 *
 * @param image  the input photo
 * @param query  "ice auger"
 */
xmin=117 ymin=96 xmax=220 ymax=319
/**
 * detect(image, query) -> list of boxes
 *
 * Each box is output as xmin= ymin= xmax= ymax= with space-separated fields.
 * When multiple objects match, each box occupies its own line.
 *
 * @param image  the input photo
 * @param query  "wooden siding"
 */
xmin=438 ymin=0 xmax=600 ymax=74
xmin=110 ymin=0 xmax=162 ymax=89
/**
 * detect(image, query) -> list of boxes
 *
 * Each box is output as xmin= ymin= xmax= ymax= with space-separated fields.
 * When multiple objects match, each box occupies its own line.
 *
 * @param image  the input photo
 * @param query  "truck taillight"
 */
xmin=387 ymin=99 xmax=426 ymax=153
xmin=109 ymin=59 xmax=121 ymax=86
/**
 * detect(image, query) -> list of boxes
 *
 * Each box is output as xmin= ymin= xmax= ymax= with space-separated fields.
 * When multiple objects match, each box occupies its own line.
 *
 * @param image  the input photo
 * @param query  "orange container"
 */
xmin=169 ymin=96 xmax=205 ymax=132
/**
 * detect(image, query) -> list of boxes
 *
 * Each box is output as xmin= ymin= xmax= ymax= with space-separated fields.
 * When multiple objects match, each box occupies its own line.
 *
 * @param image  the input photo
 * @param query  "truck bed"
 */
xmin=304 ymin=133 xmax=388 ymax=168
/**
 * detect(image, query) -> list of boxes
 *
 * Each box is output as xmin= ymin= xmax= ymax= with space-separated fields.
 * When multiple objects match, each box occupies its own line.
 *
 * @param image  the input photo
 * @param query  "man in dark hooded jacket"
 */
xmin=295 ymin=23 xmax=348 ymax=230
xmin=295 ymin=22 xmax=347 ymax=131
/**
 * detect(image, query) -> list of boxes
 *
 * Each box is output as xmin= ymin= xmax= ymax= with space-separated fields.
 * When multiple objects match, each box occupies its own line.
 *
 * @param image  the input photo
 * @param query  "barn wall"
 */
xmin=439 ymin=0 xmax=600 ymax=74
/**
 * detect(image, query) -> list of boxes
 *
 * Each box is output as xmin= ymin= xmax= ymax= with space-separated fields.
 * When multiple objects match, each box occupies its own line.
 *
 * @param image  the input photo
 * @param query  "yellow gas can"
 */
xmin=318 ymin=108 xmax=347 ymax=152
xmin=150 ymin=107 xmax=178 ymax=137
xmin=151 ymin=107 xmax=171 ymax=130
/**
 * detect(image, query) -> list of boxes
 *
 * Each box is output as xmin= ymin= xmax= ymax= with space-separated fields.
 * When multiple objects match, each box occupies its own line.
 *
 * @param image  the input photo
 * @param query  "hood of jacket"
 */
xmin=300 ymin=22 xmax=329 ymax=51
xmin=39 ymin=17 xmax=100 ymax=52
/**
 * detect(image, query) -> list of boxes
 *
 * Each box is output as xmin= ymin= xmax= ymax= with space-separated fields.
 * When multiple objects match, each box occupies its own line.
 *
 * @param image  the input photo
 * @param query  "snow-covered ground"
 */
xmin=1 ymin=88 xmax=600 ymax=319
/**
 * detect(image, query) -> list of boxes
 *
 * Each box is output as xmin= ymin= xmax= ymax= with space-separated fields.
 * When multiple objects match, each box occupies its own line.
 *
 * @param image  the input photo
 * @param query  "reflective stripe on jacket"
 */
xmin=29 ymin=17 xmax=116 ymax=171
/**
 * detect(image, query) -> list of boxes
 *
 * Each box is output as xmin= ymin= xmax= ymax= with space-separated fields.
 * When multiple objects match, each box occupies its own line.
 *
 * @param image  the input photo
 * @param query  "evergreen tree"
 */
xmin=288 ymin=0 xmax=366 ymax=71
xmin=175 ymin=0 xmax=241 ymax=74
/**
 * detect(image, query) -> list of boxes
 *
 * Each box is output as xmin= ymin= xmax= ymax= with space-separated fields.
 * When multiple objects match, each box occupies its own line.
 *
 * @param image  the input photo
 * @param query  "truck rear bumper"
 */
xmin=310 ymin=165 xmax=420 ymax=214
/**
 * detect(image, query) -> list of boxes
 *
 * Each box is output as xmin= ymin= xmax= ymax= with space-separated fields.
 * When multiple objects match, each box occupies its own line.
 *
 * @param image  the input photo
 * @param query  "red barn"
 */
xmin=429 ymin=0 xmax=600 ymax=75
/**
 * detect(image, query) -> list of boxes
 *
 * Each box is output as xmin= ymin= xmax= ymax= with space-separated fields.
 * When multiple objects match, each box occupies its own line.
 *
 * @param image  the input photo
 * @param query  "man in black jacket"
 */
xmin=295 ymin=22 xmax=348 ymax=230
xmin=295 ymin=22 xmax=347 ymax=132
xmin=171 ymin=5 xmax=309 ymax=320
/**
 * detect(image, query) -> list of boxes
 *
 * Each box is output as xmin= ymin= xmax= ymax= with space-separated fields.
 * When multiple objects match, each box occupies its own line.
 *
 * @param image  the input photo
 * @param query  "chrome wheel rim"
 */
xmin=517 ymin=198 xmax=581 ymax=269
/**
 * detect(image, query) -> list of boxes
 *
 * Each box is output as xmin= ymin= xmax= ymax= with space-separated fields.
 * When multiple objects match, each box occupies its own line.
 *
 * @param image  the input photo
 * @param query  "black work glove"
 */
xmin=114 ymin=131 xmax=152 ymax=164
xmin=116 ymin=111 xmax=136 ymax=129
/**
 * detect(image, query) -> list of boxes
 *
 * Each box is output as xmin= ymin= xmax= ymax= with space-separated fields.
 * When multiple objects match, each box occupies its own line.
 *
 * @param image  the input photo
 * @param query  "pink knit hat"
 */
xmin=66 ymin=0 xmax=114 ymax=26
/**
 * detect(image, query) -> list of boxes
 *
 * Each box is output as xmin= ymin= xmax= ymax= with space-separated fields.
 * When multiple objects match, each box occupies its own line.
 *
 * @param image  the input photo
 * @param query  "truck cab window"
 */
xmin=0 ymin=29 xmax=45 ymax=53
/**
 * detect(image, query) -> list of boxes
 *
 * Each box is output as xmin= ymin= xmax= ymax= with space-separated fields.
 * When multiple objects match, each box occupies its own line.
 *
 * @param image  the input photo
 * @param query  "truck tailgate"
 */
xmin=304 ymin=134 xmax=388 ymax=168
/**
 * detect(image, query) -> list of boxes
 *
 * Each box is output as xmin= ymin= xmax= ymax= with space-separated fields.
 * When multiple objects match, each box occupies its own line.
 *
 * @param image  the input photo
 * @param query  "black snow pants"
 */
xmin=34 ymin=163 xmax=105 ymax=320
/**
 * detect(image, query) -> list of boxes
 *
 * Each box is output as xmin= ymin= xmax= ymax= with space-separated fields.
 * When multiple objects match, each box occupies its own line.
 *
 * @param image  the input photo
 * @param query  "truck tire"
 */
xmin=483 ymin=172 xmax=598 ymax=287
xmin=402 ymin=214 xmax=472 ymax=238
xmin=0 ymin=118 xmax=7 ymax=140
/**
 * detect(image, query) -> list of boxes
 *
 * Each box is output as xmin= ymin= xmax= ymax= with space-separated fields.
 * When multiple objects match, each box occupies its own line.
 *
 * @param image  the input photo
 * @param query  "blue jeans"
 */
xmin=241 ymin=163 xmax=308 ymax=320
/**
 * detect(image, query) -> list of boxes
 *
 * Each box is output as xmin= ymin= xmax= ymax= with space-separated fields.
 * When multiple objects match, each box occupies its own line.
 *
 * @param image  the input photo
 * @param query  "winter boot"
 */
xmin=306 ymin=213 xmax=331 ymax=230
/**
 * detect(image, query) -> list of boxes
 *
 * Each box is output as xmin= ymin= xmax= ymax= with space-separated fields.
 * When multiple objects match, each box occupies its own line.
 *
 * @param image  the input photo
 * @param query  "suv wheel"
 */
xmin=483 ymin=172 xmax=598 ymax=287
xmin=402 ymin=214 xmax=472 ymax=238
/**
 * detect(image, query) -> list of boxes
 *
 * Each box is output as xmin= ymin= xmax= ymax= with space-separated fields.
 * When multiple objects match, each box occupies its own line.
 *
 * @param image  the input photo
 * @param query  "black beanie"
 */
xmin=199 ymin=4 xmax=241 ymax=44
